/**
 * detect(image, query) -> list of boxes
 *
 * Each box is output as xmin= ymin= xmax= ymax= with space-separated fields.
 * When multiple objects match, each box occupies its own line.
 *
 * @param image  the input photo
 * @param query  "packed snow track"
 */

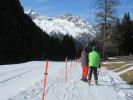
xmin=0 ymin=61 xmax=132 ymax=100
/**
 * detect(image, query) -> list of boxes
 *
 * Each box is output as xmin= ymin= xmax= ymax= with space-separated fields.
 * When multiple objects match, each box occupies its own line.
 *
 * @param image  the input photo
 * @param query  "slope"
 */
xmin=0 ymin=61 xmax=132 ymax=100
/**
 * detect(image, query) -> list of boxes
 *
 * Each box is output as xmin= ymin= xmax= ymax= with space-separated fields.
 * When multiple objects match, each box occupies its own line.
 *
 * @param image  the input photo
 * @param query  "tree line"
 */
xmin=0 ymin=0 xmax=77 ymax=64
xmin=92 ymin=0 xmax=133 ymax=59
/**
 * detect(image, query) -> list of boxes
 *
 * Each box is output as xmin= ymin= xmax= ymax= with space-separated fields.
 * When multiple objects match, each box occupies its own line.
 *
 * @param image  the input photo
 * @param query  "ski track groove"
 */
xmin=9 ymin=65 xmax=66 ymax=100
xmin=9 ymin=82 xmax=42 ymax=100
xmin=0 ymin=67 xmax=41 ymax=84
xmin=0 ymin=65 xmax=35 ymax=76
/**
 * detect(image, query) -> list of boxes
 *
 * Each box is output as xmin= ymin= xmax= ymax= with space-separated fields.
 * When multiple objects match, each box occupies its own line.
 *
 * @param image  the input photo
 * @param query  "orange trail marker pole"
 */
xmin=74 ymin=57 xmax=75 ymax=69
xmin=70 ymin=61 xmax=72 ymax=73
xmin=75 ymin=57 xmax=77 ymax=69
xmin=42 ymin=59 xmax=48 ymax=100
xmin=65 ymin=57 xmax=68 ymax=83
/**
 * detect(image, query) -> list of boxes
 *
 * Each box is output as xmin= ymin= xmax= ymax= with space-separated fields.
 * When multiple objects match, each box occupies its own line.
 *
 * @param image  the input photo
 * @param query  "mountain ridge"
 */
xmin=26 ymin=10 xmax=95 ymax=38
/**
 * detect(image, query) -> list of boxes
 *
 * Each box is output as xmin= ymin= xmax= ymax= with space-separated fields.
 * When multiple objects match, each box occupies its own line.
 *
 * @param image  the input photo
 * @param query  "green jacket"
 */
xmin=88 ymin=50 xmax=100 ymax=67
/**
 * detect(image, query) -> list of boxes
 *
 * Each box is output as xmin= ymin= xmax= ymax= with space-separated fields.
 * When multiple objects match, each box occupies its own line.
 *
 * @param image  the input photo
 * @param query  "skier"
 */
xmin=88 ymin=46 xmax=101 ymax=85
xmin=81 ymin=48 xmax=88 ymax=82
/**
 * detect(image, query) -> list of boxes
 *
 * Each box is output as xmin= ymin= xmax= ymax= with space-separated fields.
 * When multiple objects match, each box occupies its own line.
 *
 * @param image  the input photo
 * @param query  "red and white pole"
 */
xmin=42 ymin=59 xmax=48 ymax=100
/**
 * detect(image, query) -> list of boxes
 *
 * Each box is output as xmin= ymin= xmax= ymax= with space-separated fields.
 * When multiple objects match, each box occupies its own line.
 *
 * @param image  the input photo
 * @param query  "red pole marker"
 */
xmin=75 ymin=57 xmax=77 ymax=69
xmin=45 ymin=59 xmax=48 ymax=74
xmin=65 ymin=57 xmax=67 ymax=83
xmin=75 ymin=57 xmax=76 ymax=67
xmin=70 ymin=61 xmax=72 ymax=73
xmin=42 ymin=59 xmax=48 ymax=100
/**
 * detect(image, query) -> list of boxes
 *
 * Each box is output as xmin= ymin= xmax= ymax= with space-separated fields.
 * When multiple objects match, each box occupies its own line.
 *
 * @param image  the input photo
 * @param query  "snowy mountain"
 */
xmin=26 ymin=10 xmax=95 ymax=38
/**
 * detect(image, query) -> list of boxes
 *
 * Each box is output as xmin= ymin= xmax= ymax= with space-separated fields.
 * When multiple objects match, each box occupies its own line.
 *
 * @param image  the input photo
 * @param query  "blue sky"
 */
xmin=20 ymin=0 xmax=133 ymax=24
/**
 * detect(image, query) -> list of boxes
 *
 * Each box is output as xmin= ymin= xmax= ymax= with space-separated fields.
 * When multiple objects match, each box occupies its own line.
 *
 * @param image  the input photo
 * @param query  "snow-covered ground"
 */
xmin=117 ymin=66 xmax=133 ymax=75
xmin=102 ymin=61 xmax=125 ymax=65
xmin=0 ymin=61 xmax=133 ymax=100
xmin=113 ymin=63 xmax=133 ymax=72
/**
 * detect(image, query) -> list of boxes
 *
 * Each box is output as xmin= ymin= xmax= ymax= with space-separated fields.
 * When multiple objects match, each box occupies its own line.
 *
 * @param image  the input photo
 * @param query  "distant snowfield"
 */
xmin=34 ymin=18 xmax=90 ymax=38
xmin=0 ymin=61 xmax=133 ymax=100
xmin=26 ymin=10 xmax=95 ymax=38
xmin=33 ymin=19 xmax=94 ymax=38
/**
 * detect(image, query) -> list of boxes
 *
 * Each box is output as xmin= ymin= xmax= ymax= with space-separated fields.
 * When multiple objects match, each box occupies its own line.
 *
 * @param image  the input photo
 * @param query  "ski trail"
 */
xmin=0 ymin=65 xmax=37 ymax=76
xmin=4 ymin=61 xmax=133 ymax=100
xmin=0 ymin=67 xmax=41 ymax=84
xmin=9 ymin=62 xmax=66 ymax=100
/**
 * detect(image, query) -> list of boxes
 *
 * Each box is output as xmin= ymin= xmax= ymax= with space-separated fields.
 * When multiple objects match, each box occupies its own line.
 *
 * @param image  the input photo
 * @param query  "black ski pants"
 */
xmin=88 ymin=67 xmax=98 ymax=80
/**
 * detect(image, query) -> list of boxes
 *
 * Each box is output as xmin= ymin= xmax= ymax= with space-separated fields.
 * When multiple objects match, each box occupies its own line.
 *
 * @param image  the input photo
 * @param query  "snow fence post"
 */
xmin=74 ymin=57 xmax=76 ymax=69
xmin=42 ymin=59 xmax=48 ymax=100
xmin=69 ymin=60 xmax=72 ymax=79
xmin=70 ymin=61 xmax=72 ymax=73
xmin=76 ymin=57 xmax=78 ymax=68
xmin=65 ymin=57 xmax=68 ymax=83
